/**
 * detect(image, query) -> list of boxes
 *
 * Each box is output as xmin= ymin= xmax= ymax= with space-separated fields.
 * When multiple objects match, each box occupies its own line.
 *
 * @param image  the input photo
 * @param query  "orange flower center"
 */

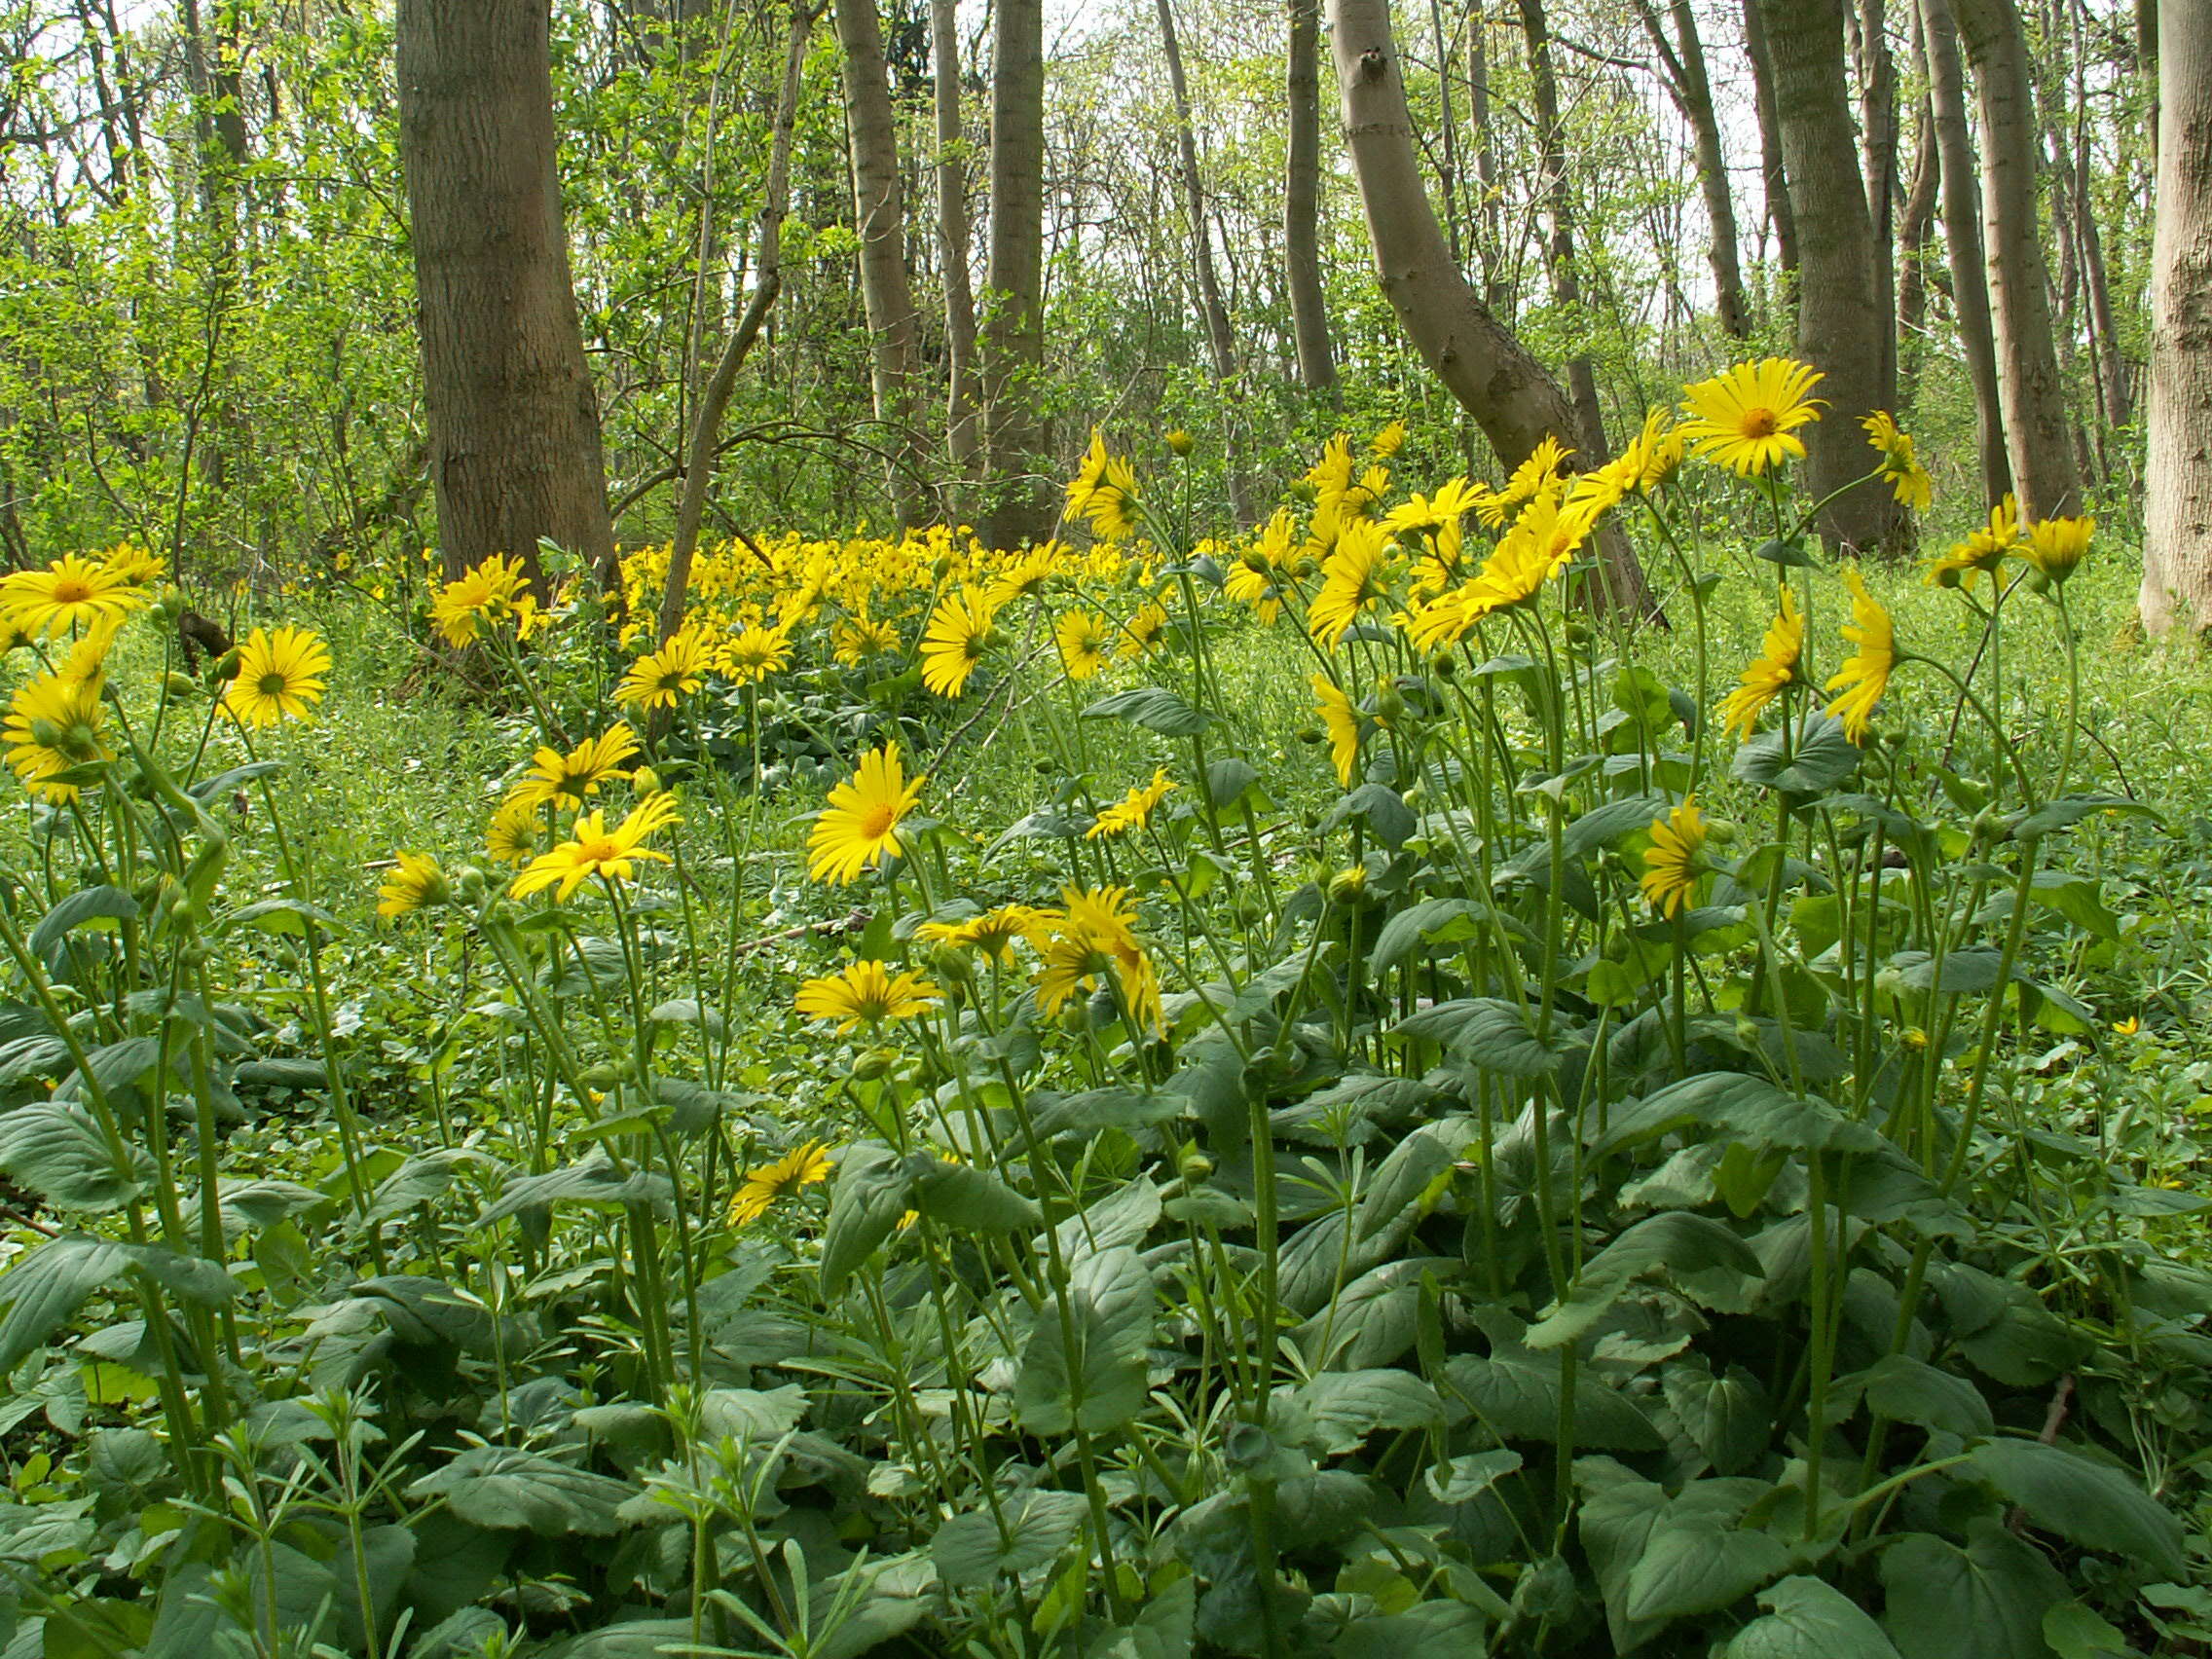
xmin=51 ymin=578 xmax=91 ymax=605
xmin=1739 ymin=407 xmax=1780 ymax=440
xmin=858 ymin=802 xmax=898 ymax=841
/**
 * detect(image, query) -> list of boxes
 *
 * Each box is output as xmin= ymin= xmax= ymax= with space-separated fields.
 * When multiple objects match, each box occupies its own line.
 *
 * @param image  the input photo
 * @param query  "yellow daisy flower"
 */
xmin=1312 ymin=674 xmax=1360 ymax=788
xmin=1679 ymin=357 xmax=1825 ymax=476
xmin=1088 ymin=768 xmax=1176 ymax=840
xmin=1718 ymin=587 xmax=1804 ymax=741
xmin=377 ymin=852 xmax=452 ymax=919
xmin=430 ymin=553 xmax=535 ymax=647
xmin=615 ymin=627 xmax=716 ymax=711
xmin=723 ymin=624 xmax=792 ymax=685
xmin=486 ymin=795 xmax=549 ymax=866
xmin=1066 ymin=430 xmax=1141 ymax=541
xmin=1118 ymin=601 xmax=1170 ymax=659
xmin=806 ymin=741 xmax=925 ymax=885
xmin=222 ymin=626 xmax=332 ymax=729
xmin=1055 ymin=609 xmax=1112 ymax=681
xmin=511 ymin=723 xmax=640 ymax=813
xmin=1824 ymin=568 xmax=1897 ymax=743
xmin=511 ymin=793 xmax=682 ymax=902
xmin=1862 ymin=412 xmax=1933 ymax=512
xmin=793 ymin=959 xmax=941 ymax=1032
xmin=2019 ymin=516 xmax=2093 ymax=585
xmin=914 ymin=903 xmax=1048 ymax=962
xmin=919 ymin=588 xmax=997 ymax=698
xmin=1640 ymin=799 xmax=1707 ymax=917
xmin=1926 ymin=495 xmax=2023 ymax=591
xmin=727 ymin=1141 xmax=834 ymax=1227
xmin=3 ymin=669 xmax=111 ymax=802
xmin=0 ymin=553 xmax=150 ymax=640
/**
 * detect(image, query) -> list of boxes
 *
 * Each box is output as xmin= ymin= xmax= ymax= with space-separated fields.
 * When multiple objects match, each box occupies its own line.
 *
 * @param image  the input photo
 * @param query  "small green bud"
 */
xmin=163 ymin=672 xmax=199 ymax=700
xmin=1177 ymin=1148 xmax=1214 ymax=1182
xmin=851 ymin=1047 xmax=899 ymax=1083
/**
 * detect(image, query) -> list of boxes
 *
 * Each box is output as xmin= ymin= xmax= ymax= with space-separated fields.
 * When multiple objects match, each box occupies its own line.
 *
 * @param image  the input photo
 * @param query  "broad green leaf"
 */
xmin=1389 ymin=996 xmax=1563 ymax=1079
xmin=29 ymin=887 xmax=138 ymax=965
xmin=0 ymin=1098 xmax=149 ymax=1210
xmin=408 ymin=1444 xmax=635 ymax=1536
xmin=907 ymin=1156 xmax=1040 ymax=1233
xmin=1014 ymin=1246 xmax=1154 ymax=1435
xmin=818 ymin=1141 xmax=913 ymax=1297
xmin=1734 ymin=713 xmax=1862 ymax=795
xmin=1353 ymin=1117 xmax=1474 ymax=1241
xmin=1967 ymin=1438 xmax=2185 ymax=1577
xmin=1527 ymin=1211 xmax=1764 ymax=1348
xmin=1625 ymin=1520 xmax=1789 ymax=1622
xmin=0 ymin=1235 xmax=132 ymax=1372
xmin=1881 ymin=1524 xmax=2069 ymax=1659
xmin=2008 ymin=793 xmax=2156 ymax=840
xmin=1727 ymin=1575 xmax=1902 ymax=1659
xmin=2041 ymin=1603 xmax=2134 ymax=1659
xmin=475 ymin=1158 xmax=673 ymax=1231
xmin=932 ymin=1488 xmax=1089 ymax=1586
xmin=1663 ymin=1364 xmax=1771 ymax=1474
xmin=1860 ymin=1353 xmax=1993 ymax=1439
xmin=1446 ymin=1318 xmax=1662 ymax=1451
xmin=1369 ymin=898 xmax=1483 ymax=978
xmin=1083 ymin=685 xmax=1212 ymax=736
xmin=1287 ymin=1369 xmax=1444 ymax=1455
xmin=1426 ymin=1448 xmax=1523 ymax=1505
xmin=1599 ymin=1070 xmax=1883 ymax=1158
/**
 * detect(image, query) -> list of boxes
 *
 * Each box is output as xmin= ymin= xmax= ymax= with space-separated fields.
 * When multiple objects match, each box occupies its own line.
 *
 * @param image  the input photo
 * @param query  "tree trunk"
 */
xmin=981 ymin=0 xmax=1051 ymax=550
xmin=1919 ymin=0 xmax=2012 ymax=505
xmin=1464 ymin=5 xmax=1510 ymax=315
xmin=1743 ymin=0 xmax=1800 ymax=285
xmin=1634 ymin=0 xmax=1751 ymax=338
xmin=1856 ymin=0 xmax=1900 ymax=417
xmin=1157 ymin=0 xmax=1236 ymax=387
xmin=832 ymin=0 xmax=928 ymax=525
xmin=1328 ymin=0 xmax=1656 ymax=616
xmin=2140 ymin=0 xmax=2212 ymax=636
xmin=931 ymin=0 xmax=981 ymax=474
xmin=395 ymin=0 xmax=615 ymax=595
xmin=1756 ymin=0 xmax=1905 ymax=555
xmin=657 ymin=0 xmax=811 ymax=642
xmin=1953 ymin=0 xmax=2082 ymax=518
xmin=1896 ymin=78 xmax=1939 ymax=404
xmin=1286 ymin=0 xmax=1339 ymax=395
xmin=1515 ymin=0 xmax=1609 ymax=462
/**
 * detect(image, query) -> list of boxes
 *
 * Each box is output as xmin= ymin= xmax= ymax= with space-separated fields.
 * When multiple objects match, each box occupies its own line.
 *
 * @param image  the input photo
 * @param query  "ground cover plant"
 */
xmin=5 ymin=370 xmax=2212 ymax=1659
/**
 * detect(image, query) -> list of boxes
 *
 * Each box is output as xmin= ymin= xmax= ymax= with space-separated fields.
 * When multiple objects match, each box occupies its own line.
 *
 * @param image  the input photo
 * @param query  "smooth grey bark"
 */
xmin=981 ymin=0 xmax=1051 ymax=550
xmin=1743 ymin=0 xmax=1800 ymax=284
xmin=2140 ymin=0 xmax=2212 ymax=635
xmin=832 ymin=0 xmax=927 ymax=524
xmin=1919 ymin=0 xmax=2012 ymax=504
xmin=1953 ymin=0 xmax=2082 ymax=518
xmin=1286 ymin=0 xmax=1339 ymax=394
xmin=1857 ymin=0 xmax=1900 ymax=417
xmin=1757 ymin=0 xmax=1905 ymax=554
xmin=931 ymin=0 xmax=980 ymax=473
xmin=1328 ymin=0 xmax=1656 ymax=615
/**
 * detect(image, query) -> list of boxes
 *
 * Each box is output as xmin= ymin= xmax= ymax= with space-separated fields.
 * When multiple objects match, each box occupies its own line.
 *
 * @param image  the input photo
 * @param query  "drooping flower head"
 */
xmin=511 ymin=793 xmax=682 ymax=902
xmin=806 ymin=742 xmax=925 ymax=885
xmin=431 ymin=553 xmax=538 ymax=646
xmin=223 ymin=626 xmax=332 ymax=729
xmin=1088 ymin=768 xmax=1176 ymax=840
xmin=1034 ymin=884 xmax=1164 ymax=1036
xmin=915 ymin=903 xmax=1049 ymax=963
xmin=615 ymin=627 xmax=716 ymax=711
xmin=1055 ymin=609 xmax=1112 ymax=681
xmin=727 ymin=1141 xmax=833 ymax=1227
xmin=1640 ymin=799 xmax=1707 ymax=918
xmin=1311 ymin=674 xmax=1361 ymax=788
xmin=1679 ymin=358 xmax=1825 ymax=476
xmin=1066 ymin=430 xmax=1142 ymax=541
xmin=793 ymin=960 xmax=942 ymax=1033
xmin=486 ymin=795 xmax=550 ymax=866
xmin=2019 ymin=516 xmax=2094 ymax=586
xmin=3 ymin=668 xmax=111 ymax=802
xmin=1307 ymin=518 xmax=1393 ymax=646
xmin=1825 ymin=567 xmax=1897 ymax=744
xmin=1719 ymin=587 xmax=1804 ymax=741
xmin=1926 ymin=495 xmax=2024 ymax=591
xmin=1862 ymin=413 xmax=1933 ymax=512
xmin=377 ymin=852 xmax=452 ymax=919
xmin=1118 ymin=601 xmax=1170 ymax=658
xmin=1371 ymin=420 xmax=1407 ymax=459
xmin=511 ymin=723 xmax=640 ymax=812
xmin=919 ymin=587 xmax=998 ymax=698
xmin=1619 ymin=409 xmax=1686 ymax=494
xmin=1482 ymin=436 xmax=1575 ymax=527
xmin=832 ymin=613 xmax=902 ymax=665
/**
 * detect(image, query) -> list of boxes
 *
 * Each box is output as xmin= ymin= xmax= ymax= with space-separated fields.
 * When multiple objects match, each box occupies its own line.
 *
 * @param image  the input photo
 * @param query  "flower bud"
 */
xmin=580 ymin=1062 xmax=621 ymax=1089
xmin=211 ymin=647 xmax=242 ymax=683
xmin=1376 ymin=683 xmax=1409 ymax=723
xmin=851 ymin=1047 xmax=900 ymax=1083
xmin=1165 ymin=429 xmax=1196 ymax=458
xmin=1177 ymin=1148 xmax=1214 ymax=1183
xmin=928 ymin=943 xmax=974 ymax=985
xmin=633 ymin=766 xmax=663 ymax=796
xmin=454 ymin=866 xmax=487 ymax=903
xmin=163 ymin=672 xmax=199 ymax=701
xmin=1326 ymin=865 xmax=1373 ymax=908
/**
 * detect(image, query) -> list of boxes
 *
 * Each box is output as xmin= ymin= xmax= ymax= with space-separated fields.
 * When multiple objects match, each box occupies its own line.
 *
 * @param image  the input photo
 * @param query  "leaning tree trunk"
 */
xmin=395 ymin=0 xmax=615 ymax=596
xmin=1953 ymin=0 xmax=2082 ymax=519
xmin=1635 ymin=0 xmax=1751 ymax=338
xmin=1157 ymin=0 xmax=1236 ymax=384
xmin=1757 ymin=0 xmax=1906 ymax=556
xmin=1517 ymin=0 xmax=1611 ymax=462
xmin=1286 ymin=0 xmax=1339 ymax=395
xmin=656 ymin=0 xmax=810 ymax=643
xmin=931 ymin=0 xmax=981 ymax=475
xmin=2140 ymin=0 xmax=2212 ymax=636
xmin=832 ymin=0 xmax=928 ymax=525
xmin=1920 ymin=0 xmax=2011 ymax=505
xmin=1328 ymin=0 xmax=1657 ymax=616
xmin=981 ymin=0 xmax=1051 ymax=551
xmin=1743 ymin=0 xmax=1800 ymax=287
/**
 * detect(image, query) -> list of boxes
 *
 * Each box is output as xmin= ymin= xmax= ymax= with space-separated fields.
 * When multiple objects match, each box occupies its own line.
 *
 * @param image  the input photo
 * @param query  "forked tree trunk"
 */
xmin=1953 ymin=0 xmax=2082 ymax=518
xmin=1286 ymin=0 xmax=1339 ymax=394
xmin=1757 ymin=0 xmax=1905 ymax=556
xmin=931 ymin=0 xmax=981 ymax=474
xmin=1328 ymin=0 xmax=1657 ymax=616
xmin=1920 ymin=0 xmax=2011 ymax=505
xmin=981 ymin=0 xmax=1052 ymax=551
xmin=1743 ymin=0 xmax=1800 ymax=286
xmin=656 ymin=0 xmax=810 ymax=642
xmin=832 ymin=0 xmax=928 ymax=525
xmin=1516 ymin=0 xmax=1610 ymax=462
xmin=395 ymin=0 xmax=615 ymax=595
xmin=1634 ymin=0 xmax=1751 ymax=338
xmin=2140 ymin=0 xmax=2212 ymax=636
